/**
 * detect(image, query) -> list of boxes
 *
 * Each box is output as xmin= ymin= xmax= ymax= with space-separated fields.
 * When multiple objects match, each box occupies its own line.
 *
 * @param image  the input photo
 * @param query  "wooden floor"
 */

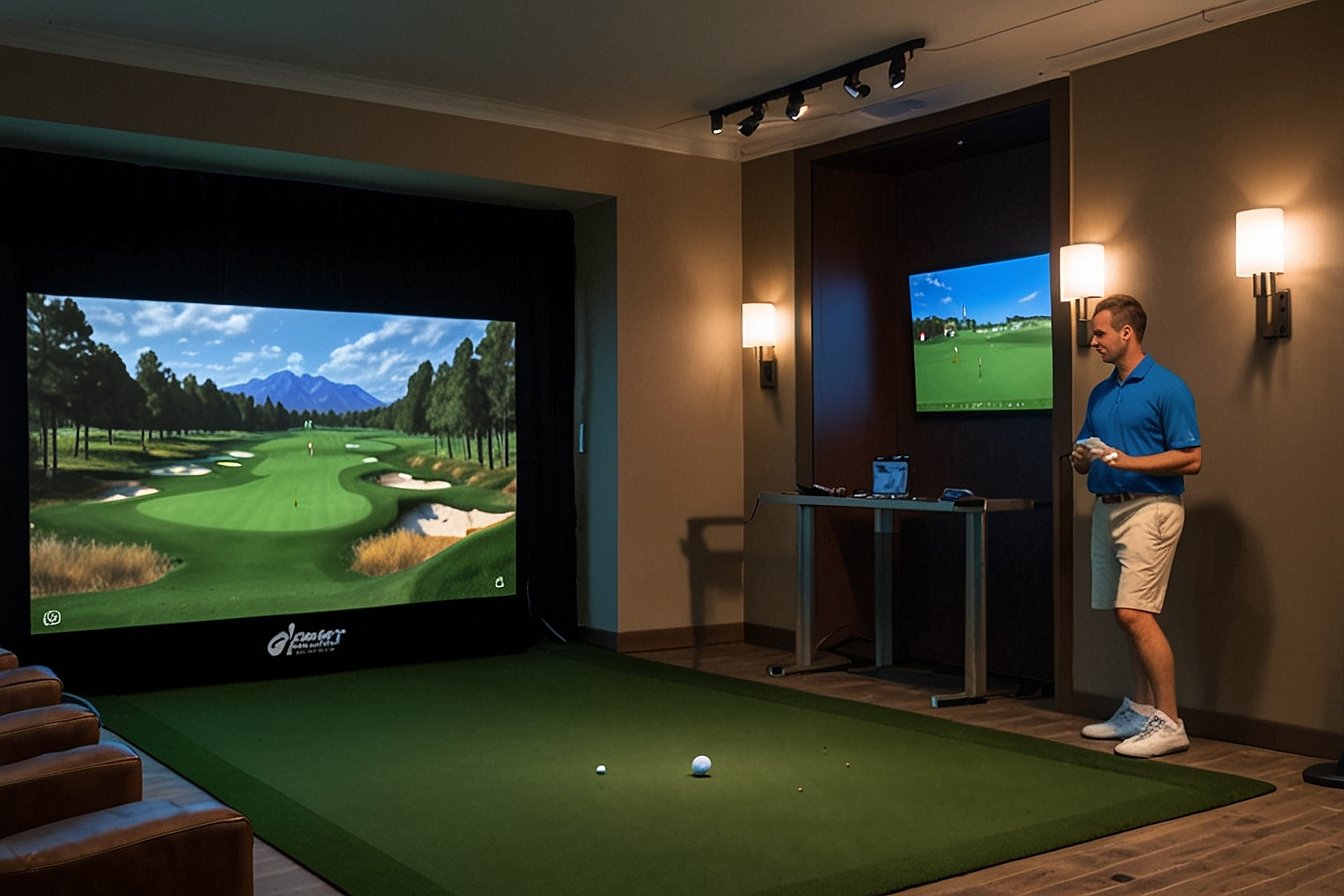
xmin=110 ymin=641 xmax=1343 ymax=895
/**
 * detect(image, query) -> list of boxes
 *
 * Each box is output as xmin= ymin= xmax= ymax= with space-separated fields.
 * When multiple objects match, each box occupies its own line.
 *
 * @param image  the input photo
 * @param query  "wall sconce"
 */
xmin=1060 ymin=242 xmax=1105 ymax=348
xmin=1236 ymin=207 xmax=1291 ymax=339
xmin=742 ymin=303 xmax=778 ymax=389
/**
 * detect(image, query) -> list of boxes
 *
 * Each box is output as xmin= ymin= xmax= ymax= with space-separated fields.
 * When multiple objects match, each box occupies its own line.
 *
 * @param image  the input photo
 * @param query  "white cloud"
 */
xmin=320 ymin=319 xmax=417 ymax=377
xmin=133 ymin=303 xmax=253 ymax=338
xmin=1017 ymin=290 xmax=1040 ymax=304
xmin=85 ymin=306 xmax=126 ymax=328
xmin=410 ymin=319 xmax=448 ymax=348
xmin=287 ymin=352 xmax=304 ymax=372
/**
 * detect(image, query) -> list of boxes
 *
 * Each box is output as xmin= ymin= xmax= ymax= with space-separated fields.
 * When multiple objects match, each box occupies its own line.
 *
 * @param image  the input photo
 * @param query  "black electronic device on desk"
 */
xmin=796 ymin=483 xmax=847 ymax=497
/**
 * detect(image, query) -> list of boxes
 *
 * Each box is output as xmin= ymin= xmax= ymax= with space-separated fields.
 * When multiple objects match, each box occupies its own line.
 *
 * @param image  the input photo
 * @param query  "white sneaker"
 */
xmin=1115 ymin=710 xmax=1189 ymax=758
xmin=1081 ymin=697 xmax=1151 ymax=740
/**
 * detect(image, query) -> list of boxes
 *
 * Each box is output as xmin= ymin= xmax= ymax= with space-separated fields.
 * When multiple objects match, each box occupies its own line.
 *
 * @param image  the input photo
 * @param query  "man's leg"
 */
xmin=1125 ymin=638 xmax=1154 ymax=707
xmin=1116 ymin=607 xmax=1177 ymax=722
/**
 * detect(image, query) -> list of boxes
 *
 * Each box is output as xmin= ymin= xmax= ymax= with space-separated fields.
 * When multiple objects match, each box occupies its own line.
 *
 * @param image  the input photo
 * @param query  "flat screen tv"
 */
xmin=908 ymin=252 xmax=1052 ymax=413
xmin=27 ymin=293 xmax=517 ymax=642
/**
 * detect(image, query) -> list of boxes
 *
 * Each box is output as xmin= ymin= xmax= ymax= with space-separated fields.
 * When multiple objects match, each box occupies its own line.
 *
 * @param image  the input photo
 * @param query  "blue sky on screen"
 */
xmin=69 ymin=296 xmax=491 ymax=403
xmin=908 ymin=252 xmax=1051 ymax=326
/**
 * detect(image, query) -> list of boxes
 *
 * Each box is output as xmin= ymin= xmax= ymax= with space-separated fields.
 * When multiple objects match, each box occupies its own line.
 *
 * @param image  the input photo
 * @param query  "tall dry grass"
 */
xmin=29 ymin=532 xmax=173 ymax=597
xmin=351 ymin=529 xmax=459 ymax=577
xmin=404 ymin=454 xmax=516 ymax=495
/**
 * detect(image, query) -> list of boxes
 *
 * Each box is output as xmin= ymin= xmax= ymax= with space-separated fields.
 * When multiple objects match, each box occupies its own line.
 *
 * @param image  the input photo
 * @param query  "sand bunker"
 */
xmin=376 ymin=471 xmax=451 ymax=490
xmin=362 ymin=457 xmax=378 ymax=464
xmin=150 ymin=464 xmax=212 ymax=477
xmin=396 ymin=504 xmax=514 ymax=537
xmin=217 ymin=461 xmax=242 ymax=468
xmin=95 ymin=482 xmax=160 ymax=502
xmin=227 ymin=450 xmax=255 ymax=458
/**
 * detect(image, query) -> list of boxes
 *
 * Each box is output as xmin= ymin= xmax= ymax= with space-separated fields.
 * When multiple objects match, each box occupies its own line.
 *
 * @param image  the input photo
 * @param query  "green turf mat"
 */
xmin=98 ymin=645 xmax=1273 ymax=896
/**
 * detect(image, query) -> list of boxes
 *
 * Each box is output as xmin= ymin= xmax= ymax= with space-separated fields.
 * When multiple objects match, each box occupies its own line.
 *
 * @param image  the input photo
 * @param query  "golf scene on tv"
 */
xmin=27 ymin=293 xmax=517 ymax=636
xmin=909 ymin=252 xmax=1053 ymax=413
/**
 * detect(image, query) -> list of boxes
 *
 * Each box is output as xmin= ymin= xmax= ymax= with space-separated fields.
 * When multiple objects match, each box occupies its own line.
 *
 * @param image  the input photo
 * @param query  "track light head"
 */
xmin=785 ymin=91 xmax=808 ymax=121
xmin=710 ymin=111 xmax=723 ymax=135
xmin=843 ymin=72 xmax=870 ymax=99
xmin=888 ymin=54 xmax=907 ymax=90
xmin=737 ymin=105 xmax=765 ymax=137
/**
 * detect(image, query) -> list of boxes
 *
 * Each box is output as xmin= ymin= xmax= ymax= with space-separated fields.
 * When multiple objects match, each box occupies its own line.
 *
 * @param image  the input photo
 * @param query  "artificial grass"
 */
xmin=97 ymin=645 xmax=1273 ymax=896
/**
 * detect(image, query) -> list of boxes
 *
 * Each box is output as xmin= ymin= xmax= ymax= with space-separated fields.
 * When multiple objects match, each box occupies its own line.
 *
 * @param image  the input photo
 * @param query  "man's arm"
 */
xmin=1104 ymin=446 xmax=1202 ymax=476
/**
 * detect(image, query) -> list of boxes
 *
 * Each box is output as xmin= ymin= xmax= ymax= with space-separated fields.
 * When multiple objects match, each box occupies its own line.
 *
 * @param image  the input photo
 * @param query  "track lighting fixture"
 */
xmin=737 ymin=105 xmax=764 ymax=137
xmin=888 ymin=53 xmax=907 ymax=90
xmin=708 ymin=37 xmax=924 ymax=137
xmin=843 ymin=72 xmax=870 ymax=99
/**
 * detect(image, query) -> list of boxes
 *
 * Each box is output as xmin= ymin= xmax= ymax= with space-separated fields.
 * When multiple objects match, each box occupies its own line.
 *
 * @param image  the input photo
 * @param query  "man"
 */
xmin=1071 ymin=295 xmax=1201 ymax=758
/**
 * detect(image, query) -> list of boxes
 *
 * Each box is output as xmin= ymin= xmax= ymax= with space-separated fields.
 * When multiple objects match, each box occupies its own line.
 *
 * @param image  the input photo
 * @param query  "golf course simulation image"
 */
xmin=27 ymin=293 xmax=517 ymax=635
xmin=909 ymin=252 xmax=1053 ymax=413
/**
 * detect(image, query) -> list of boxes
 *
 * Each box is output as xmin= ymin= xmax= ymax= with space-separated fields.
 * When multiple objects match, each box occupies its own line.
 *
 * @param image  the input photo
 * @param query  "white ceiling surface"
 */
xmin=0 ymin=0 xmax=1312 ymax=163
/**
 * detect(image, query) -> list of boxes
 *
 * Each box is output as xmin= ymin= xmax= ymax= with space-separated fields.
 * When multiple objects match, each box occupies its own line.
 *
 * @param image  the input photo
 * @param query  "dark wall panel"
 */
xmin=810 ymin=123 xmax=1055 ymax=682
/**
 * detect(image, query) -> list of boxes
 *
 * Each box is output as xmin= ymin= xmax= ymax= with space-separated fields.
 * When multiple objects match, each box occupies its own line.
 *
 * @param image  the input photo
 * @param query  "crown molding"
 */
xmin=0 ymin=21 xmax=744 ymax=162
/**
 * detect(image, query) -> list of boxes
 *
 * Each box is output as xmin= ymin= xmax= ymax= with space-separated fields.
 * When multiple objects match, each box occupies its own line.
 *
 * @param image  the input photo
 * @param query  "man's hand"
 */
xmin=1069 ymin=442 xmax=1093 ymax=475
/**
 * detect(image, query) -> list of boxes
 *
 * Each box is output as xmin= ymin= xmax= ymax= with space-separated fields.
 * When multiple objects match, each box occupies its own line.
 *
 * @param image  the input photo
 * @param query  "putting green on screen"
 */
xmin=136 ymin=432 xmax=374 ymax=532
xmin=29 ymin=428 xmax=516 ymax=632
xmin=97 ymin=646 xmax=1273 ymax=896
xmin=914 ymin=321 xmax=1051 ymax=412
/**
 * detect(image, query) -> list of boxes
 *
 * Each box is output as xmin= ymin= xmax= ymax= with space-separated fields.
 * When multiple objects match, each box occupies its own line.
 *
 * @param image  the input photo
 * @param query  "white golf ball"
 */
xmin=595 ymin=765 xmax=606 ymax=775
xmin=691 ymin=754 xmax=712 ymax=776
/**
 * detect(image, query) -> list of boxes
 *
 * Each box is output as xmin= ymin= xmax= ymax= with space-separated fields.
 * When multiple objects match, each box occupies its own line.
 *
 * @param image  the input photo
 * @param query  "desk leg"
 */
xmin=873 ymin=508 xmax=895 ymax=669
xmin=767 ymin=504 xmax=849 ymax=677
xmin=796 ymin=504 xmax=815 ymax=668
xmin=932 ymin=511 xmax=989 ymax=707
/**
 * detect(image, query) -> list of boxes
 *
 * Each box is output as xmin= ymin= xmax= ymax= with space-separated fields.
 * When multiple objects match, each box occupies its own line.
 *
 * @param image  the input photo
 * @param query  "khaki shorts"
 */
xmin=1091 ymin=494 xmax=1185 ymax=612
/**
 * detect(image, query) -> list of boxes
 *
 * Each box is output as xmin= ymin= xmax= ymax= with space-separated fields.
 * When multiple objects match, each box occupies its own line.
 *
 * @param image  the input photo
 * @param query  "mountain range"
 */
xmin=222 ymin=371 xmax=387 ymax=414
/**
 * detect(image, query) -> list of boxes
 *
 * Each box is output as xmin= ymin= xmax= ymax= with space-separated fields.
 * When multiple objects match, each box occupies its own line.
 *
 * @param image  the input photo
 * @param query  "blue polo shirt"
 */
xmin=1076 ymin=355 xmax=1200 ymax=495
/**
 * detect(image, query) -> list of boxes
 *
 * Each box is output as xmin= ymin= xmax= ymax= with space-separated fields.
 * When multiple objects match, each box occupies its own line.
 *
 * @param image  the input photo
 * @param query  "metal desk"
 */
xmin=757 ymin=492 xmax=1034 ymax=706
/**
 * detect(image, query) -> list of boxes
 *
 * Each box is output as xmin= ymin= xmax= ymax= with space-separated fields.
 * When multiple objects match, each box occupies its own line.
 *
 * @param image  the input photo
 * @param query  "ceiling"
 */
xmin=0 ymin=0 xmax=1310 ymax=162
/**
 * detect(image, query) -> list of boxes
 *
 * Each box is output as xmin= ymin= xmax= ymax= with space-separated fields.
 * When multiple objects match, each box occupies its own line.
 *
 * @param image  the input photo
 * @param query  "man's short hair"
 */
xmin=1094 ymin=294 xmax=1147 ymax=340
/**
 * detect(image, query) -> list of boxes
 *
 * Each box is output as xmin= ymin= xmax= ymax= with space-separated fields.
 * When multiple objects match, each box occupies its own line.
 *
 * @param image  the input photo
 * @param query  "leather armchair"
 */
xmin=0 ymin=704 xmax=102 ymax=766
xmin=0 ymin=798 xmax=254 ymax=896
xmin=0 ymin=742 xmax=143 ymax=838
xmin=0 ymin=666 xmax=63 ymax=715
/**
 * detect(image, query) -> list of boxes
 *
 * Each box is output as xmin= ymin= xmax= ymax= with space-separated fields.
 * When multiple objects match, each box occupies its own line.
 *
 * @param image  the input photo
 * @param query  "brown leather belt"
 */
xmin=1098 ymin=492 xmax=1137 ymax=504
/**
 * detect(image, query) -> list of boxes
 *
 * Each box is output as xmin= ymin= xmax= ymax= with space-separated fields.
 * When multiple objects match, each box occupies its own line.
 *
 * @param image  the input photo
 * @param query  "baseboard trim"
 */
xmin=577 ymin=623 xmax=745 ymax=654
xmin=575 ymin=627 xmax=619 ymax=651
xmin=1073 ymin=690 xmax=1344 ymax=761
xmin=743 ymin=623 xmax=794 ymax=653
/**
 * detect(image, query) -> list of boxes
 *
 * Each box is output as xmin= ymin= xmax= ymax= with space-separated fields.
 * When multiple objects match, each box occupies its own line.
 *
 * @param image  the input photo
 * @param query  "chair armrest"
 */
xmin=0 ymin=704 xmax=101 ymax=765
xmin=0 ymin=742 xmax=142 ymax=838
xmin=0 ymin=798 xmax=254 ymax=896
xmin=0 ymin=666 xmax=63 ymax=715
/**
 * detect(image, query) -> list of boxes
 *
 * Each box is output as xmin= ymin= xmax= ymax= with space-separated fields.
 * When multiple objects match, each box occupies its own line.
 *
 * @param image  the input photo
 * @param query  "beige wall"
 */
xmin=741 ymin=152 xmax=800 ymax=639
xmin=1069 ymin=0 xmax=1343 ymax=736
xmin=739 ymin=2 xmax=1341 ymax=749
xmin=0 ymin=46 xmax=745 ymax=642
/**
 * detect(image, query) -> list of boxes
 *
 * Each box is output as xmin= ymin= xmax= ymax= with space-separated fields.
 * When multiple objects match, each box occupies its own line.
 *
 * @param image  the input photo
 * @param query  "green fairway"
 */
xmin=913 ymin=319 xmax=1052 ymax=412
xmin=136 ymin=430 xmax=374 ymax=532
xmin=29 ymin=428 xmax=517 ymax=632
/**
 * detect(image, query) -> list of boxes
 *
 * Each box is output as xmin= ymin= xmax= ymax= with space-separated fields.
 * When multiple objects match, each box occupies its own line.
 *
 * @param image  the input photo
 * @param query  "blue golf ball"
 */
xmin=691 ymin=754 xmax=712 ymax=776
